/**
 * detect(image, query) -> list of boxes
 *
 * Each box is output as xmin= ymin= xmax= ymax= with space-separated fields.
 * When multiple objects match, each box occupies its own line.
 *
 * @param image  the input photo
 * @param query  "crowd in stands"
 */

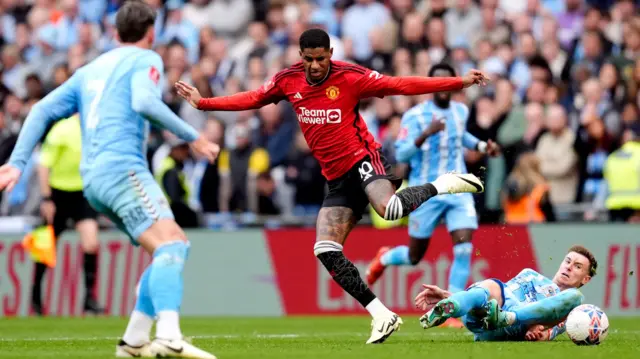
xmin=0 ymin=0 xmax=639 ymax=228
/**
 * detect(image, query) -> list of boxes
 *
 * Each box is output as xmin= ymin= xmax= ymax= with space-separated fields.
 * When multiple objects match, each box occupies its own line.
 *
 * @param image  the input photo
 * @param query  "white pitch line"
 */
xmin=2 ymin=330 xmax=638 ymax=343
xmin=0 ymin=332 xmax=460 ymax=342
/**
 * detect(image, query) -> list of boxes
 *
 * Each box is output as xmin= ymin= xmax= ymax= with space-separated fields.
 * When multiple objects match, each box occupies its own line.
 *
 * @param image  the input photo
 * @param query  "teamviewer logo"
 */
xmin=326 ymin=109 xmax=342 ymax=124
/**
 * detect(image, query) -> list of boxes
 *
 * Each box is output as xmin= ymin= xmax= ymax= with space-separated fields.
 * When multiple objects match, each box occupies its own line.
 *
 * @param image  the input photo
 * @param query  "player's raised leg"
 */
xmin=313 ymin=206 xmax=402 ymax=344
xmin=485 ymin=288 xmax=585 ymax=330
xmin=418 ymin=279 xmax=503 ymax=329
xmin=367 ymin=172 xmax=483 ymax=222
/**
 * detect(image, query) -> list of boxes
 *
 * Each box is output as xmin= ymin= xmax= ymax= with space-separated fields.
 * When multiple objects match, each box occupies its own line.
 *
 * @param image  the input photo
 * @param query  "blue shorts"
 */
xmin=84 ymin=167 xmax=174 ymax=244
xmin=462 ymin=279 xmax=527 ymax=341
xmin=408 ymin=193 xmax=478 ymax=239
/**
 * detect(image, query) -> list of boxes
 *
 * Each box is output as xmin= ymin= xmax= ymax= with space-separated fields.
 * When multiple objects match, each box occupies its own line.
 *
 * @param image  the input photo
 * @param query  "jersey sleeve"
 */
xmin=354 ymin=68 xmax=464 ymax=99
xmin=130 ymin=52 xmax=199 ymax=142
xmin=395 ymin=110 xmax=424 ymax=163
xmin=8 ymin=74 xmax=81 ymax=172
xmin=197 ymin=73 xmax=287 ymax=111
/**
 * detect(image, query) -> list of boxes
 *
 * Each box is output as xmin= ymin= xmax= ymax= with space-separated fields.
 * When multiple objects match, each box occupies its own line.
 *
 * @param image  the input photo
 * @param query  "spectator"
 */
xmin=536 ymin=104 xmax=579 ymax=205
xmin=2 ymin=44 xmax=31 ymax=98
xmin=556 ymin=0 xmax=585 ymax=50
xmin=161 ymin=0 xmax=200 ymax=65
xmin=444 ymin=0 xmax=482 ymax=48
xmin=208 ymin=0 xmax=254 ymax=40
xmin=601 ymin=122 xmax=640 ymax=222
xmin=285 ymin=131 xmax=325 ymax=216
xmin=155 ymin=138 xmax=199 ymax=228
xmin=253 ymin=103 xmax=295 ymax=168
xmin=218 ymin=122 xmax=270 ymax=214
xmin=502 ymin=152 xmax=555 ymax=223
xmin=341 ymin=0 xmax=390 ymax=64
xmin=52 ymin=0 xmax=81 ymax=51
xmin=196 ymin=117 xmax=225 ymax=213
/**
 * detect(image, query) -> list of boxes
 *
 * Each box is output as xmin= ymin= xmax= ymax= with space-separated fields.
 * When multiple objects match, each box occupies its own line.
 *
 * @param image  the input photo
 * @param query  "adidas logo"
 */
xmin=294 ymin=92 xmax=303 ymax=99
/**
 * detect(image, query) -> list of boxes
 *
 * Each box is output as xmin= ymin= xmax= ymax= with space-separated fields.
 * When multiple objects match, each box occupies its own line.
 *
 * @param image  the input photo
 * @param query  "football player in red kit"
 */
xmin=175 ymin=28 xmax=489 ymax=344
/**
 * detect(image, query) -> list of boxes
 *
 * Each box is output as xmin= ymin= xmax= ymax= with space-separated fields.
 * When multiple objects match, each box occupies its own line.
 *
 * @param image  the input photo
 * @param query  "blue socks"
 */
xmin=448 ymin=243 xmax=473 ymax=293
xmin=448 ymin=286 xmax=489 ymax=317
xmin=380 ymin=245 xmax=411 ymax=266
xmin=124 ymin=242 xmax=189 ymax=345
xmin=511 ymin=288 xmax=584 ymax=327
xmin=133 ymin=266 xmax=155 ymax=318
xmin=149 ymin=241 xmax=189 ymax=312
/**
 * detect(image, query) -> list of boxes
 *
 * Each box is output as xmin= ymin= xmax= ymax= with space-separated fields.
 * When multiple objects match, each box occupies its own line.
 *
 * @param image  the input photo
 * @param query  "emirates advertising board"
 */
xmin=0 ymin=225 xmax=637 ymax=317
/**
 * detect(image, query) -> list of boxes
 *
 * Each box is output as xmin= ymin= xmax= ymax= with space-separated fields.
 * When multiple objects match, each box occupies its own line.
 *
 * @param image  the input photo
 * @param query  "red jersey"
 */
xmin=197 ymin=61 xmax=464 ymax=180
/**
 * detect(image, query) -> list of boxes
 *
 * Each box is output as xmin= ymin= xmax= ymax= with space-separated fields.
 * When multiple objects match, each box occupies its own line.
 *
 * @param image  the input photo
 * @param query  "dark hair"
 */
xmin=569 ymin=245 xmax=598 ymax=278
xmin=299 ymin=28 xmax=330 ymax=51
xmin=116 ymin=0 xmax=156 ymax=44
xmin=428 ymin=63 xmax=456 ymax=77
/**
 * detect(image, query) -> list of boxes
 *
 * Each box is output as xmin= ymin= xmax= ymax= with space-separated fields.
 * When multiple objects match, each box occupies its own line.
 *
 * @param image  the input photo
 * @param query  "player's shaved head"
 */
xmin=116 ymin=0 xmax=156 ymax=45
xmin=299 ymin=28 xmax=333 ymax=83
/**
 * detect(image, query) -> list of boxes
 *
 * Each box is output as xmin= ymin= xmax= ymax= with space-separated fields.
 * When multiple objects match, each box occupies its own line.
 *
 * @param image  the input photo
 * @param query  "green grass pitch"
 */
xmin=0 ymin=317 xmax=638 ymax=358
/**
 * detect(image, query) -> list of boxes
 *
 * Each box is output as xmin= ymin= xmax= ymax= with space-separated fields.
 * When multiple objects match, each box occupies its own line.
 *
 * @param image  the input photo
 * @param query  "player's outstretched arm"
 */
xmin=358 ymin=69 xmax=490 ymax=99
xmin=175 ymin=81 xmax=272 ymax=112
xmin=131 ymin=55 xmax=219 ymax=163
xmin=0 ymin=75 xmax=81 ymax=191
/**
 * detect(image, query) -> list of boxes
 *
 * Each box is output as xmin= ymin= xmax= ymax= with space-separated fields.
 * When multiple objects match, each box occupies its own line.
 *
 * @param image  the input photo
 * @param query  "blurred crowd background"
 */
xmin=0 ymin=0 xmax=639 ymax=230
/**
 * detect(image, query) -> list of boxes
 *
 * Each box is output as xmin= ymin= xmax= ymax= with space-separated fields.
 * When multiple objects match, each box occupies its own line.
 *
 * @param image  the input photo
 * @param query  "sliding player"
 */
xmin=174 ymin=28 xmax=490 ymax=344
xmin=0 ymin=2 xmax=218 ymax=358
xmin=416 ymin=245 xmax=597 ymax=341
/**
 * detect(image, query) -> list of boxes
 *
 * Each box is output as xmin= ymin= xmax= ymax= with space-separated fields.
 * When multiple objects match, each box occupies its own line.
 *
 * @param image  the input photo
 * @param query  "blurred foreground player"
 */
xmin=366 ymin=63 xmax=500 ymax=327
xmin=0 ymin=2 xmax=219 ymax=358
xmin=416 ymin=245 xmax=597 ymax=341
xmin=175 ymin=28 xmax=490 ymax=344
xmin=34 ymin=114 xmax=103 ymax=316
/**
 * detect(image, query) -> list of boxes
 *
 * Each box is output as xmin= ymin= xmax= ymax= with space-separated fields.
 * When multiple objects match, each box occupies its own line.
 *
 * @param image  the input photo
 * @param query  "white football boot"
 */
xmin=366 ymin=312 xmax=403 ymax=344
xmin=431 ymin=172 xmax=484 ymax=195
xmin=115 ymin=340 xmax=155 ymax=357
xmin=149 ymin=338 xmax=217 ymax=359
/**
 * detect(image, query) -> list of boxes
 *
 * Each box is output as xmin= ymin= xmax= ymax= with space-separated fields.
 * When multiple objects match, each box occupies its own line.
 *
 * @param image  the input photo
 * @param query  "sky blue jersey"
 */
xmin=505 ymin=268 xmax=562 ymax=305
xmin=395 ymin=100 xmax=480 ymax=186
xmin=8 ymin=46 xmax=199 ymax=183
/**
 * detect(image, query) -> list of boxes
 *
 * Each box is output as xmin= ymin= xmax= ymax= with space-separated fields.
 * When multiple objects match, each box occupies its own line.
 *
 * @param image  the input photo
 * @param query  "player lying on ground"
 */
xmin=414 ymin=245 xmax=597 ymax=341
xmin=174 ymin=28 xmax=490 ymax=344
xmin=366 ymin=63 xmax=500 ymax=327
xmin=0 ymin=2 xmax=218 ymax=358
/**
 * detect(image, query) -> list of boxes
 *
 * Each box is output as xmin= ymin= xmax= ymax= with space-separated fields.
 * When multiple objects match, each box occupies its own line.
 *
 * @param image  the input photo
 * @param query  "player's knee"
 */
xmin=477 ymin=279 xmax=503 ymax=304
xmin=563 ymin=288 xmax=585 ymax=307
xmin=372 ymin=201 xmax=387 ymax=218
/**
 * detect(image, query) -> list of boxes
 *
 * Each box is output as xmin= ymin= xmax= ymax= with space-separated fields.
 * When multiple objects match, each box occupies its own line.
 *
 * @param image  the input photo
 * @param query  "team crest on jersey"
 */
xmin=149 ymin=66 xmax=160 ymax=85
xmin=542 ymin=285 xmax=555 ymax=297
xmin=398 ymin=127 xmax=408 ymax=140
xmin=325 ymin=86 xmax=340 ymax=100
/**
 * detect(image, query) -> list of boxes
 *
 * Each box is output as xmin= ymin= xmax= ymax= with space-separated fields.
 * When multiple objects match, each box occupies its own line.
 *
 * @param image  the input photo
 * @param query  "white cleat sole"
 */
xmin=432 ymin=172 xmax=484 ymax=195
xmin=150 ymin=338 xmax=217 ymax=359
xmin=366 ymin=313 xmax=403 ymax=344
xmin=115 ymin=342 xmax=155 ymax=357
